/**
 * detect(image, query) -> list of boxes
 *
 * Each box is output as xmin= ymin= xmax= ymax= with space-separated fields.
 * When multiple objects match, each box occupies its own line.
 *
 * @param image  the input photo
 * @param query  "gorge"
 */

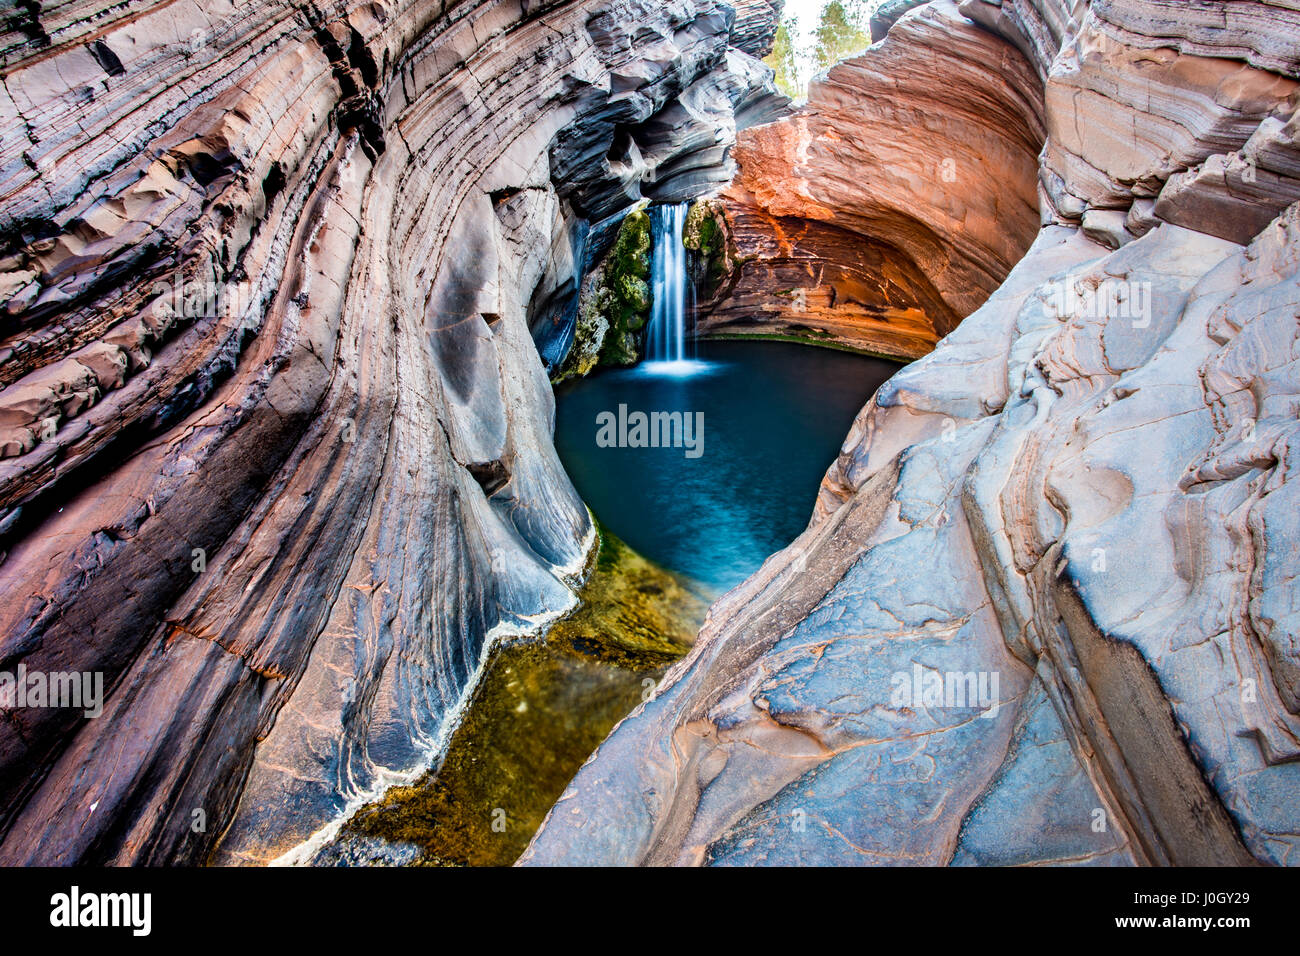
xmin=0 ymin=0 xmax=1298 ymax=870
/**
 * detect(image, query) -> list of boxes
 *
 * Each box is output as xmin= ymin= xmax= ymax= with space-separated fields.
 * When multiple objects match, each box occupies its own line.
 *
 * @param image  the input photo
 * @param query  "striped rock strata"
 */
xmin=0 ymin=0 xmax=779 ymax=864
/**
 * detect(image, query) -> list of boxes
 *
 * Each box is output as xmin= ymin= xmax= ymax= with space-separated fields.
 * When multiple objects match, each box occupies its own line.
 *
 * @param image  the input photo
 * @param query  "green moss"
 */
xmin=551 ymin=205 xmax=654 ymax=383
xmin=684 ymin=199 xmax=730 ymax=293
xmin=334 ymin=520 xmax=708 ymax=866
xmin=551 ymin=277 xmax=609 ymax=385
xmin=597 ymin=206 xmax=652 ymax=368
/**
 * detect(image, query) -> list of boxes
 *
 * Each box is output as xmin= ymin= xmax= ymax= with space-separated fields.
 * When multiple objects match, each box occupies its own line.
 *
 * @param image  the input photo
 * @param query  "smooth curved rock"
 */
xmin=0 ymin=0 xmax=778 ymax=865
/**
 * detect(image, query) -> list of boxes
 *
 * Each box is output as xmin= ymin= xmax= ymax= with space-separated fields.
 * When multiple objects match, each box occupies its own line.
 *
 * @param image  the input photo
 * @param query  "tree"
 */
xmin=764 ymin=19 xmax=801 ymax=100
xmin=812 ymin=0 xmax=872 ymax=72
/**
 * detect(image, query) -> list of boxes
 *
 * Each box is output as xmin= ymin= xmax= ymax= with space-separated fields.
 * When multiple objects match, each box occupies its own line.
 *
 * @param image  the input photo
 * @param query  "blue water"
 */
xmin=554 ymin=341 xmax=901 ymax=594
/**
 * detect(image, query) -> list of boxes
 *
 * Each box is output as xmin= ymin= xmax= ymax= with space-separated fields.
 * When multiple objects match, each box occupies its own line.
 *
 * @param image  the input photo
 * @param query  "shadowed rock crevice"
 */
xmin=1049 ymin=573 xmax=1257 ymax=866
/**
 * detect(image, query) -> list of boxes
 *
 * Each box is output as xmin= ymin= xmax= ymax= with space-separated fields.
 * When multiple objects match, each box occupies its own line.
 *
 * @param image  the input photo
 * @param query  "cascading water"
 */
xmin=645 ymin=203 xmax=695 ymax=370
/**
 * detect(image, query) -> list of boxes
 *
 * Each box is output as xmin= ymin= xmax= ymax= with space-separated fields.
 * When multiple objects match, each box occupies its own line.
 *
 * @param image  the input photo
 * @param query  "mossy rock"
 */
xmin=553 ymin=204 xmax=654 ymax=381
xmin=597 ymin=206 xmax=652 ymax=367
xmin=551 ymin=270 xmax=609 ymax=385
xmin=599 ymin=328 xmax=639 ymax=366
xmin=330 ymin=520 xmax=707 ymax=866
xmin=684 ymin=199 xmax=730 ymax=292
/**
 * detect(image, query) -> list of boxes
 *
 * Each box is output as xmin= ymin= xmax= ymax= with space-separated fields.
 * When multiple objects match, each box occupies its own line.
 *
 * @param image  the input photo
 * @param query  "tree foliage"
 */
xmin=764 ymin=1 xmax=878 ymax=100
xmin=812 ymin=0 xmax=872 ymax=72
xmin=764 ymin=20 xmax=801 ymax=100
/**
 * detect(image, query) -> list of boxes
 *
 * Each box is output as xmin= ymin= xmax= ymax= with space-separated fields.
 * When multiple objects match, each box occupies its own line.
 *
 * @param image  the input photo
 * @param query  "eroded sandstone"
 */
xmin=0 ymin=0 xmax=780 ymax=865
xmin=694 ymin=1 xmax=1047 ymax=361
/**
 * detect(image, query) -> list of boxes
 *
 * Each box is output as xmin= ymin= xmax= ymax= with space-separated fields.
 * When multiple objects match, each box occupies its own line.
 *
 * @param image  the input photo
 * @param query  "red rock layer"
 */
xmin=695 ymin=0 xmax=1047 ymax=360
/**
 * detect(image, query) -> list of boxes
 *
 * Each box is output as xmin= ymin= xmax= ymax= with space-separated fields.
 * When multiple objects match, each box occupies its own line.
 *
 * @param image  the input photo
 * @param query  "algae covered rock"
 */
xmin=319 ymin=522 xmax=704 ymax=866
xmin=555 ymin=270 xmax=613 ymax=383
xmin=684 ymin=198 xmax=732 ymax=297
xmin=554 ymin=204 xmax=654 ymax=381
xmin=596 ymin=205 xmax=653 ymax=367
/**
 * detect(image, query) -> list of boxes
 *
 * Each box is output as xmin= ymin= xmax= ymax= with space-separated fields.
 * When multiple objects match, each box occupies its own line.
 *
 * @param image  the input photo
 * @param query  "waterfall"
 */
xmin=646 ymin=203 xmax=693 ymax=367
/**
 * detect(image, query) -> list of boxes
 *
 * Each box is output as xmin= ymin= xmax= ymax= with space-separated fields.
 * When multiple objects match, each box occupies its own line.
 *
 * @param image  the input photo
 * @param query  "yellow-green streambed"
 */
xmin=328 ymin=521 xmax=708 ymax=866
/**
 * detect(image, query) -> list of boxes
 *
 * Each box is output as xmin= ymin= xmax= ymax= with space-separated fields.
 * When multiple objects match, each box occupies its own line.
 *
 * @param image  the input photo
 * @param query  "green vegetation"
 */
xmin=597 ymin=205 xmax=652 ymax=367
xmin=764 ymin=1 xmax=878 ymax=100
xmin=683 ymin=199 xmax=730 ymax=295
xmin=764 ymin=20 xmax=800 ymax=100
xmin=552 ymin=204 xmax=653 ymax=383
xmin=335 ymin=520 xmax=708 ymax=866
xmin=812 ymin=1 xmax=873 ymax=72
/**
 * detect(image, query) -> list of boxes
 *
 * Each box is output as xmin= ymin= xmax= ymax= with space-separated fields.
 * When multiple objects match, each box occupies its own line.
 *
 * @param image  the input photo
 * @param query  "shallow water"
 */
xmin=320 ymin=526 xmax=706 ymax=867
xmin=318 ymin=340 xmax=900 ymax=866
xmin=555 ymin=340 xmax=902 ymax=594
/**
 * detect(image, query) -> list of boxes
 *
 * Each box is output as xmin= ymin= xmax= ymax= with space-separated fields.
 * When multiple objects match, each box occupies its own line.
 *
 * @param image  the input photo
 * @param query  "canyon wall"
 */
xmin=0 ymin=0 xmax=780 ymax=864
xmin=525 ymin=0 xmax=1300 ymax=866
xmin=695 ymin=1 xmax=1046 ymax=360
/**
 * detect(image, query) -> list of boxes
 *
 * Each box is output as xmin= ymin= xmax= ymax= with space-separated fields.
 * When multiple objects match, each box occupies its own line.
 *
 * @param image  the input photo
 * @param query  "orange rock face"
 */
xmin=695 ymin=0 xmax=1047 ymax=360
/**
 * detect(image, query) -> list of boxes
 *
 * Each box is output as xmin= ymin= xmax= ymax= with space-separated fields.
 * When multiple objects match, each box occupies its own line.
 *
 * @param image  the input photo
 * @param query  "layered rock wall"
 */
xmin=694 ymin=1 xmax=1047 ymax=360
xmin=0 ymin=0 xmax=778 ymax=864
